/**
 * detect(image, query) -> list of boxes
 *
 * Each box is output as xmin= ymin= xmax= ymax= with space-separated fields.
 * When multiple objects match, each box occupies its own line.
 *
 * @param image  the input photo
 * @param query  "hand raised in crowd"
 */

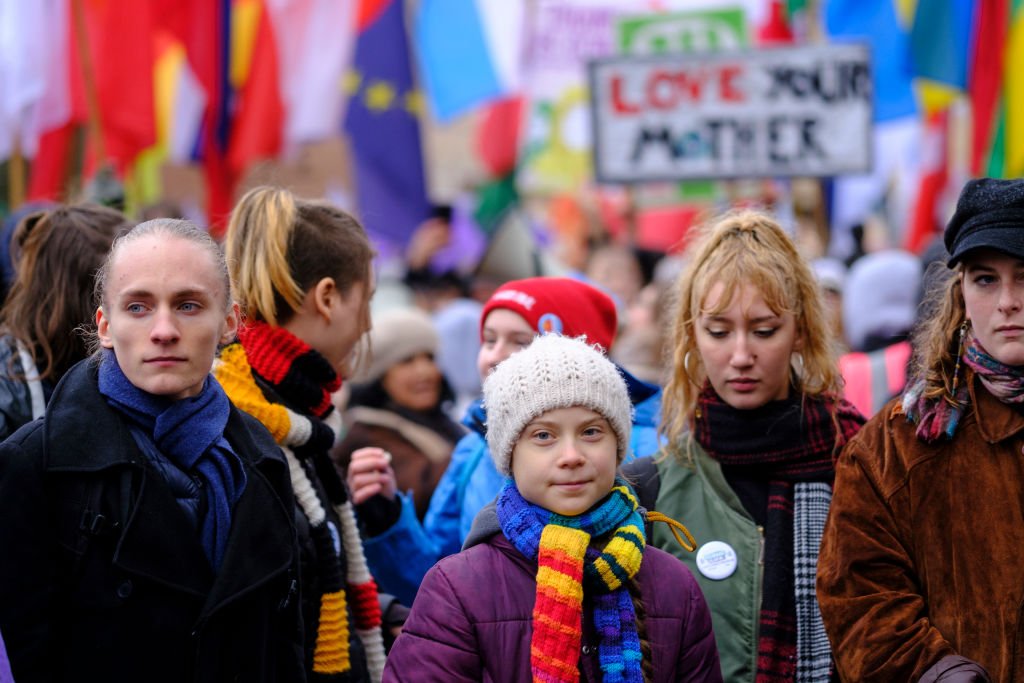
xmin=347 ymin=447 xmax=397 ymax=504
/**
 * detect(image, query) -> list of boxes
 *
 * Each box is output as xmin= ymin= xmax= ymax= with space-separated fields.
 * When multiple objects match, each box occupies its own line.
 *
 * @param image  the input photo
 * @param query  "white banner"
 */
xmin=588 ymin=43 xmax=873 ymax=182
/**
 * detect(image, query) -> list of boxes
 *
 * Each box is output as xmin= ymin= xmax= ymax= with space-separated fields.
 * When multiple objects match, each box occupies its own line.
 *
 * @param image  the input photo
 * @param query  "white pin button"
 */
xmin=695 ymin=541 xmax=738 ymax=580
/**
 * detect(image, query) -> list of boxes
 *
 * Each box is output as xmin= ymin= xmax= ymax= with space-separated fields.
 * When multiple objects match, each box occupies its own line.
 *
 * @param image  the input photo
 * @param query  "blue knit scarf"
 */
xmin=497 ymin=477 xmax=646 ymax=683
xmin=97 ymin=349 xmax=247 ymax=570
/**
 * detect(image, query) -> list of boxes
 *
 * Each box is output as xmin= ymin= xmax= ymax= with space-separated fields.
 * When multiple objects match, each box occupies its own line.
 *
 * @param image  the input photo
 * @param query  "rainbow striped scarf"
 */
xmin=497 ymin=478 xmax=646 ymax=683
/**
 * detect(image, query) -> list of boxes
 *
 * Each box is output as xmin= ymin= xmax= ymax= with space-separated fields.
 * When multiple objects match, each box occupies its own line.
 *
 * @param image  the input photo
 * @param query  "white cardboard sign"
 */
xmin=588 ymin=43 xmax=873 ymax=182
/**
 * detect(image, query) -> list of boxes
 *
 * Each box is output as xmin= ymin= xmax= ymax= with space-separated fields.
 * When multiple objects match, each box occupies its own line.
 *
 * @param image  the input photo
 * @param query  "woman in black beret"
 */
xmin=818 ymin=177 xmax=1024 ymax=682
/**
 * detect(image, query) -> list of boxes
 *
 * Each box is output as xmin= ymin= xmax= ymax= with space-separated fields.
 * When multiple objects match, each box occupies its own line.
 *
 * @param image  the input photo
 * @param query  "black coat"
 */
xmin=0 ymin=360 xmax=305 ymax=682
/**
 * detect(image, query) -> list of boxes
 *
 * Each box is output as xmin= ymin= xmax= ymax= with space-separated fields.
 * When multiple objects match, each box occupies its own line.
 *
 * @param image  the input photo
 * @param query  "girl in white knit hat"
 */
xmin=384 ymin=334 xmax=721 ymax=683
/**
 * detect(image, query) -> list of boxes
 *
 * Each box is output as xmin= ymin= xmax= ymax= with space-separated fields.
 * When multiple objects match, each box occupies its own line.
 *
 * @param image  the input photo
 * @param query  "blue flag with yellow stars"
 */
xmin=344 ymin=0 xmax=433 ymax=249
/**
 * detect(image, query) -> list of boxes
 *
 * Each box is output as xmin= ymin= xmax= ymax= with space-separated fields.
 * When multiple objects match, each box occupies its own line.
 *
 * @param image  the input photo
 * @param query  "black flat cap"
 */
xmin=945 ymin=177 xmax=1024 ymax=266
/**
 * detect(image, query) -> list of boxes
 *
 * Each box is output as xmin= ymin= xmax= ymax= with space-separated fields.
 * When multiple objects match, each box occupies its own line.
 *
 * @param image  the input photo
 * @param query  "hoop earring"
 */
xmin=951 ymin=320 xmax=969 ymax=396
xmin=682 ymin=350 xmax=702 ymax=388
xmin=791 ymin=351 xmax=805 ymax=375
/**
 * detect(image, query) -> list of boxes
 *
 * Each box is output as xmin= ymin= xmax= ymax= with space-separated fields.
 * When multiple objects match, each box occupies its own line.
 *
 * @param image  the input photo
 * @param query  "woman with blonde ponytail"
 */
xmin=215 ymin=186 xmax=387 ymax=682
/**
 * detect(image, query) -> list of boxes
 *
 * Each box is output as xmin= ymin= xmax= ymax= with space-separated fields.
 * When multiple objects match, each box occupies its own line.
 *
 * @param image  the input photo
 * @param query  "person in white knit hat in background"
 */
xmin=333 ymin=307 xmax=464 ymax=521
xmin=384 ymin=334 xmax=721 ymax=682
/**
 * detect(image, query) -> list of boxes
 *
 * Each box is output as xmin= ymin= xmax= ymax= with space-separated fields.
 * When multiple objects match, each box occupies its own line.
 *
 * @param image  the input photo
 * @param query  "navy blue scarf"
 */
xmin=97 ymin=349 xmax=247 ymax=570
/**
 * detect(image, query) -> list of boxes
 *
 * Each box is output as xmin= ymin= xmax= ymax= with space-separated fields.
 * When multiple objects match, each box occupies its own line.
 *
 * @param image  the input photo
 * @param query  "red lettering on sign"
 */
xmin=610 ymin=75 xmax=640 ymax=114
xmin=673 ymin=69 xmax=705 ymax=101
xmin=719 ymin=65 xmax=744 ymax=102
xmin=647 ymin=70 xmax=677 ymax=110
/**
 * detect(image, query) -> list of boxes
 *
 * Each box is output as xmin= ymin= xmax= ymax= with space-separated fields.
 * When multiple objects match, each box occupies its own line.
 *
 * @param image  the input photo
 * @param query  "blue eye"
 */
xmin=126 ymin=303 xmax=146 ymax=314
xmin=180 ymin=302 xmax=200 ymax=313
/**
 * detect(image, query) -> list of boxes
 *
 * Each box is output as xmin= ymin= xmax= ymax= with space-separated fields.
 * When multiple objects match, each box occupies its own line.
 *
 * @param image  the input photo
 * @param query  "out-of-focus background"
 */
xmin=0 ymin=0 xmax=1018 ymax=278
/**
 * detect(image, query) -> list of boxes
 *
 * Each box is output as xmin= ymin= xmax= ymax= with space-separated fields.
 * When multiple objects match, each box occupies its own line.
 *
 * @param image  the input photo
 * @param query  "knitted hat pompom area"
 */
xmin=483 ymin=334 xmax=633 ymax=477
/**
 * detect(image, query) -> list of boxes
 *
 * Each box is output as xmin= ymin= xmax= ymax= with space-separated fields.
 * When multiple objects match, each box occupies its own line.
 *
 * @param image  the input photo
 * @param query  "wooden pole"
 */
xmin=8 ymin=136 xmax=26 ymax=210
xmin=70 ymin=0 xmax=107 ymax=167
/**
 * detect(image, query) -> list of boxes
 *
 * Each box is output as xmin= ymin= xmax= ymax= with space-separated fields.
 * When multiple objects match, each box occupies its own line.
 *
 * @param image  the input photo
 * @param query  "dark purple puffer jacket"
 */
xmin=384 ymin=526 xmax=722 ymax=682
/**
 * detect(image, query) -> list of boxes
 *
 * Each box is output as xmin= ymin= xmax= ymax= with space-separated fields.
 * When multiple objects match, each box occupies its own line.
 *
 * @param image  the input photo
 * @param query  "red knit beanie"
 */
xmin=479 ymin=277 xmax=618 ymax=352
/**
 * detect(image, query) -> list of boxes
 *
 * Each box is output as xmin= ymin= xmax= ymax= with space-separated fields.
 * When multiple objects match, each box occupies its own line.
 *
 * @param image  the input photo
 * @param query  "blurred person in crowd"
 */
xmin=837 ymin=249 xmax=921 ymax=417
xmin=818 ymin=178 xmax=1024 ymax=682
xmin=136 ymin=199 xmax=186 ymax=222
xmin=811 ymin=257 xmax=848 ymax=354
xmin=0 ymin=201 xmax=55 ymax=303
xmin=622 ymin=210 xmax=864 ymax=682
xmin=611 ymin=252 xmax=681 ymax=386
xmin=334 ymin=308 xmax=463 ymax=520
xmin=585 ymin=242 xmax=645 ymax=313
xmin=384 ymin=334 xmax=723 ymax=683
xmin=402 ymin=205 xmax=485 ymax=419
xmin=214 ymin=186 xmax=390 ymax=681
xmin=347 ymin=277 xmax=664 ymax=606
xmin=0 ymin=204 xmax=131 ymax=440
xmin=0 ymin=219 xmax=304 ymax=681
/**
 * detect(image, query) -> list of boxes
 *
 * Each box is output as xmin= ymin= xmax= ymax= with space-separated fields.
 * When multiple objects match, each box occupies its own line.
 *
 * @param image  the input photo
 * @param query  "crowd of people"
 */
xmin=0 ymin=177 xmax=1022 ymax=682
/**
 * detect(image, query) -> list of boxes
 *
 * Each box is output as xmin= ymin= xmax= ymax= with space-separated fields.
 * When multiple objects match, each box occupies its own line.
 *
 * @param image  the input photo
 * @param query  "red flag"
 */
xmin=905 ymin=111 xmax=948 ymax=254
xmin=73 ymin=0 xmax=156 ymax=174
xmin=969 ymin=0 xmax=1008 ymax=174
xmin=228 ymin=1 xmax=284 ymax=178
xmin=757 ymin=0 xmax=795 ymax=45
xmin=27 ymin=123 xmax=76 ymax=202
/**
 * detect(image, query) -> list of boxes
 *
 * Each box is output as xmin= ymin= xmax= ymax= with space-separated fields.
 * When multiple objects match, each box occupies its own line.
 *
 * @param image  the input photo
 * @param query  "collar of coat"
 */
xmin=970 ymin=373 xmax=1024 ymax=444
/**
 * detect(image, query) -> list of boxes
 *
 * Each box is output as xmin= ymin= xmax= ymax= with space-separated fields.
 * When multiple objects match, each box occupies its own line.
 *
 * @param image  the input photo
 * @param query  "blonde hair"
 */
xmin=660 ymin=210 xmax=841 ymax=446
xmin=225 ymin=186 xmax=375 ymax=326
xmin=907 ymin=262 xmax=963 ymax=403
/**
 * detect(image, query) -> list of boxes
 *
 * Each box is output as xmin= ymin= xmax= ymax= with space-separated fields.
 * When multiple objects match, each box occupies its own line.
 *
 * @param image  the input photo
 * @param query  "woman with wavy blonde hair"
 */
xmin=623 ymin=209 xmax=864 ymax=683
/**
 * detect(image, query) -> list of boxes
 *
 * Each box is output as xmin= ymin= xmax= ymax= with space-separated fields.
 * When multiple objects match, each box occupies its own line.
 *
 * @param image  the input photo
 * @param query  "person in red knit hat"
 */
xmin=346 ymin=276 xmax=665 ymax=606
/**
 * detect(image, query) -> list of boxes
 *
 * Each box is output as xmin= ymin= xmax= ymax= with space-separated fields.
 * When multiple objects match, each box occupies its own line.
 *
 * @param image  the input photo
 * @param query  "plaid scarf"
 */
xmin=694 ymin=384 xmax=863 ymax=682
xmin=497 ymin=478 xmax=646 ymax=683
xmin=215 ymin=326 xmax=384 ymax=683
xmin=903 ymin=333 xmax=1024 ymax=442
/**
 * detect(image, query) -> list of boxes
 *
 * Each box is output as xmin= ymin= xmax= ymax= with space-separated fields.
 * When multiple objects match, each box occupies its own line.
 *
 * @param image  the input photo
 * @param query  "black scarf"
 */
xmin=694 ymin=383 xmax=863 ymax=681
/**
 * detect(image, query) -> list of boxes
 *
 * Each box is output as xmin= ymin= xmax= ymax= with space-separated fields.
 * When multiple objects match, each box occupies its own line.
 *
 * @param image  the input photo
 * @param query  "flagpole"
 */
xmin=71 ymin=0 xmax=107 ymax=166
xmin=7 ymin=135 xmax=25 ymax=210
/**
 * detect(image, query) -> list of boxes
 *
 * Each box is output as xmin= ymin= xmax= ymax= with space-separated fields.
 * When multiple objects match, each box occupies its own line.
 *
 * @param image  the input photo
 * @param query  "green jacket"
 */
xmin=624 ymin=438 xmax=763 ymax=683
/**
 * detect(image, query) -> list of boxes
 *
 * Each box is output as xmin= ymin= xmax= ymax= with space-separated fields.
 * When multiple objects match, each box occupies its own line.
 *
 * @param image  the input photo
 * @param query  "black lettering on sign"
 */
xmin=765 ymin=60 xmax=870 ymax=103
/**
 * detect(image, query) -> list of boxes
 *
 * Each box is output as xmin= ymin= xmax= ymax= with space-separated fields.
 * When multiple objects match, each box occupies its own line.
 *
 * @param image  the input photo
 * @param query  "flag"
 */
xmin=969 ymin=0 xmax=1008 ymax=175
xmin=414 ymin=0 xmax=524 ymax=122
xmin=266 ymin=0 xmax=356 ymax=150
xmin=73 ymin=0 xmax=157 ymax=174
xmin=1006 ymin=0 xmax=1024 ymax=176
xmin=344 ymin=0 xmax=432 ymax=249
xmin=0 ymin=0 xmax=68 ymax=161
xmin=909 ymin=0 xmax=975 ymax=114
xmin=227 ymin=0 xmax=284 ymax=177
xmin=154 ymin=0 xmax=233 ymax=228
xmin=824 ymin=0 xmax=917 ymax=122
xmin=904 ymin=111 xmax=948 ymax=254
xmin=133 ymin=30 xmax=207 ymax=204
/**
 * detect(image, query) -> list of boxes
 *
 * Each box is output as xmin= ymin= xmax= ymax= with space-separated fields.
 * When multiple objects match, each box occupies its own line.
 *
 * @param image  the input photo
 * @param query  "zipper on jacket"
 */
xmin=757 ymin=525 xmax=765 ymax=565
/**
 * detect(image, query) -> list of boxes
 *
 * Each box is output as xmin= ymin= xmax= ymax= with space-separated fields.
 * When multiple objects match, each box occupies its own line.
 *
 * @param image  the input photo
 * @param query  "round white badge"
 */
xmin=695 ymin=541 xmax=738 ymax=580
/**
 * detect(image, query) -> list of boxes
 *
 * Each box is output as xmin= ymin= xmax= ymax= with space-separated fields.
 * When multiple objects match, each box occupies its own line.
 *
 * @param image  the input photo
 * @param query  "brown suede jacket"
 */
xmin=818 ymin=374 xmax=1022 ymax=682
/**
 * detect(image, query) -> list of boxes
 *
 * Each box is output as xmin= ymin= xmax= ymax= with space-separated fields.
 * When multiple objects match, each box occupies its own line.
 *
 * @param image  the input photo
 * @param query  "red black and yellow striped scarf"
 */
xmin=216 ymin=321 xmax=384 ymax=682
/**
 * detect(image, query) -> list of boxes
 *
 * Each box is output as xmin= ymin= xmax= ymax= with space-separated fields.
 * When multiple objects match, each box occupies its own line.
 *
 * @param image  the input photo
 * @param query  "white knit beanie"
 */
xmin=350 ymin=307 xmax=440 ymax=384
xmin=483 ymin=334 xmax=633 ymax=477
